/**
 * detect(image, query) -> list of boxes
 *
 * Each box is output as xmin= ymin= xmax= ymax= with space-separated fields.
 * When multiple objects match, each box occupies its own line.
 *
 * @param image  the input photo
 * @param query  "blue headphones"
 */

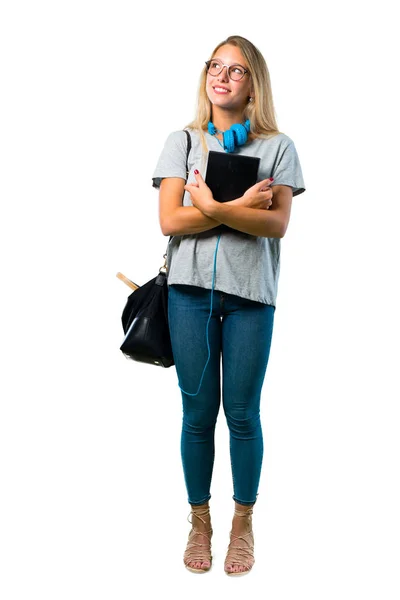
xmin=207 ymin=119 xmax=251 ymax=153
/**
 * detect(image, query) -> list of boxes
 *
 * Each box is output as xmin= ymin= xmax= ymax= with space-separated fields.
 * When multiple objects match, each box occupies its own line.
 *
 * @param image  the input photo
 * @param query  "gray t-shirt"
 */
xmin=152 ymin=128 xmax=306 ymax=307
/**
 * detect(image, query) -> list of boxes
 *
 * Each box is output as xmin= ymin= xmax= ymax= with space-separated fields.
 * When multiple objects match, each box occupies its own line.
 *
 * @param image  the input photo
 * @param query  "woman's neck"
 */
xmin=210 ymin=108 xmax=246 ymax=132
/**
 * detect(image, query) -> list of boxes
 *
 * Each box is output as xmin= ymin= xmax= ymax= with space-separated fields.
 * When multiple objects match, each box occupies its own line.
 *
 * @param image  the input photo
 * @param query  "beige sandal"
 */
xmin=183 ymin=506 xmax=213 ymax=574
xmin=224 ymin=507 xmax=255 ymax=576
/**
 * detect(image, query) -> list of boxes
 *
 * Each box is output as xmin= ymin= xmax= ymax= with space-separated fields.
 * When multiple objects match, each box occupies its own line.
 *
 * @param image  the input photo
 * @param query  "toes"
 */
xmin=225 ymin=563 xmax=249 ymax=573
xmin=186 ymin=559 xmax=210 ymax=571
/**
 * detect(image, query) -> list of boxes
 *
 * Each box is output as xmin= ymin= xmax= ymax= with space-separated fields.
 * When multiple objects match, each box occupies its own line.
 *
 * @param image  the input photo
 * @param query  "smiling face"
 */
xmin=205 ymin=44 xmax=254 ymax=113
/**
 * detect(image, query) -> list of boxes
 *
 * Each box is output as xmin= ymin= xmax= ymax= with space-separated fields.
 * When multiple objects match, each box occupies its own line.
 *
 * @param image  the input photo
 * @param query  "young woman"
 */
xmin=152 ymin=35 xmax=306 ymax=575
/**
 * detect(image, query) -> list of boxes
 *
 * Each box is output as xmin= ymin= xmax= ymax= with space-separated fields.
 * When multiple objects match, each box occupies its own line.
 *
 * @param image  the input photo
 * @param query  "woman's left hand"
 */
xmin=184 ymin=171 xmax=216 ymax=215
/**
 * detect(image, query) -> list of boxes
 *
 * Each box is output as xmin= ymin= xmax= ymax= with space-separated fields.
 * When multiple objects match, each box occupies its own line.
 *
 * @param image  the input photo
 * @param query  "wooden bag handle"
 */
xmin=116 ymin=272 xmax=140 ymax=291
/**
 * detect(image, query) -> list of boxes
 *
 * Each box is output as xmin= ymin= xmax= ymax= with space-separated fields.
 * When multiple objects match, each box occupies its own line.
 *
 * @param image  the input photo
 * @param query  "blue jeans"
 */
xmin=167 ymin=284 xmax=275 ymax=507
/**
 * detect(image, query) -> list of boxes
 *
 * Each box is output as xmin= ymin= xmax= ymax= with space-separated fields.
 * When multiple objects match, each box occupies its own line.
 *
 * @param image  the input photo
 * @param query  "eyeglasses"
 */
xmin=205 ymin=59 xmax=249 ymax=82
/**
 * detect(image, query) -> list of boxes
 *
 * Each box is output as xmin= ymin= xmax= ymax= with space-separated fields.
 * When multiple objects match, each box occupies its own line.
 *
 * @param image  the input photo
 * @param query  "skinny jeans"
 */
xmin=167 ymin=283 xmax=275 ymax=507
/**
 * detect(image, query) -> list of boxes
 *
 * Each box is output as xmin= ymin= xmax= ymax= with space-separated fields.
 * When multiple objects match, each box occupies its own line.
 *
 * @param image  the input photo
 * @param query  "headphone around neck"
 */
xmin=207 ymin=119 xmax=251 ymax=153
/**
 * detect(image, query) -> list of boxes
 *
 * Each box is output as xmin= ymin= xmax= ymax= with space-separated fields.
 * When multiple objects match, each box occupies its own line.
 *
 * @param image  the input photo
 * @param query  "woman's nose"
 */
xmin=218 ymin=65 xmax=229 ymax=82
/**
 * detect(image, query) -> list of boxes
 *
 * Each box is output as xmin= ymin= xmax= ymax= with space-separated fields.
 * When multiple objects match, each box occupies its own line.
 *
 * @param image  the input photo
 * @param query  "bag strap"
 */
xmin=183 ymin=128 xmax=192 ymax=180
xmin=168 ymin=129 xmax=192 ymax=244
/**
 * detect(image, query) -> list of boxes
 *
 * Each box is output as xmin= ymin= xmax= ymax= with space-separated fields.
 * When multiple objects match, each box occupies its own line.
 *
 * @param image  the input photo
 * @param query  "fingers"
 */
xmin=193 ymin=170 xmax=210 ymax=190
xmin=193 ymin=171 xmax=208 ymax=191
xmin=259 ymin=177 xmax=274 ymax=190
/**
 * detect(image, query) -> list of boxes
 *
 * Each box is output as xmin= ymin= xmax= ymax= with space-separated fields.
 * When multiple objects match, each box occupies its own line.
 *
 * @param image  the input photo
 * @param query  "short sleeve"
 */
xmin=271 ymin=140 xmax=306 ymax=197
xmin=152 ymin=130 xmax=188 ymax=189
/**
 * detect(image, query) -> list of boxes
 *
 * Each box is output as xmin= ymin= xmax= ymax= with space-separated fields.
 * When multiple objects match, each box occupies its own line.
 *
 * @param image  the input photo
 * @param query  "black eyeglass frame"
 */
xmin=204 ymin=59 xmax=249 ymax=82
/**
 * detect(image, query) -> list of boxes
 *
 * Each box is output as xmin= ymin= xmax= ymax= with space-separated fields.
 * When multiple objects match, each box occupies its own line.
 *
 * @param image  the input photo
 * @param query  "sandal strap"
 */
xmin=187 ymin=506 xmax=211 ymax=525
xmin=234 ymin=507 xmax=253 ymax=517
xmin=185 ymin=529 xmax=212 ymax=560
xmin=184 ymin=506 xmax=212 ymax=568
xmin=184 ymin=529 xmax=213 ymax=563
xmin=225 ymin=530 xmax=255 ymax=570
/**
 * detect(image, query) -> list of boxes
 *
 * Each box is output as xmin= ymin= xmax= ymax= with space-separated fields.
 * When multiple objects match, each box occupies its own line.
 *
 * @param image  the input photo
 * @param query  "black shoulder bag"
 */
xmin=118 ymin=129 xmax=192 ymax=367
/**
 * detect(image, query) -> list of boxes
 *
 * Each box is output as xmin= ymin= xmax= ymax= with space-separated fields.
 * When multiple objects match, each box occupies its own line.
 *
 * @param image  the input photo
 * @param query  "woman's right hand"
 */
xmin=240 ymin=178 xmax=274 ymax=210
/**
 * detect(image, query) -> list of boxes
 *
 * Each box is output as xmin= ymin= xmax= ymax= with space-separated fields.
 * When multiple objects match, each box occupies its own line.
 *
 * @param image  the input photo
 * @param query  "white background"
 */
xmin=1 ymin=0 xmax=399 ymax=598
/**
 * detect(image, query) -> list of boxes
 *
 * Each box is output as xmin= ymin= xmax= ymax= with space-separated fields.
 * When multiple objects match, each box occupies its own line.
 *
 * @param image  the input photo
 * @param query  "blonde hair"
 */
xmin=184 ymin=35 xmax=282 ymax=157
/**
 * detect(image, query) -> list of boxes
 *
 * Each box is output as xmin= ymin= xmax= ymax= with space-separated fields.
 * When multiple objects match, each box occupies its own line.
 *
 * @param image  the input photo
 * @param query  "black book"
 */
xmin=205 ymin=151 xmax=260 ymax=232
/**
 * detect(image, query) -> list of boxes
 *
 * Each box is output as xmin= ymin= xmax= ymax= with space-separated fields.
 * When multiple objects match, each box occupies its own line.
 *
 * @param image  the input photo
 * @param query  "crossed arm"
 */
xmin=158 ymin=177 xmax=293 ymax=238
